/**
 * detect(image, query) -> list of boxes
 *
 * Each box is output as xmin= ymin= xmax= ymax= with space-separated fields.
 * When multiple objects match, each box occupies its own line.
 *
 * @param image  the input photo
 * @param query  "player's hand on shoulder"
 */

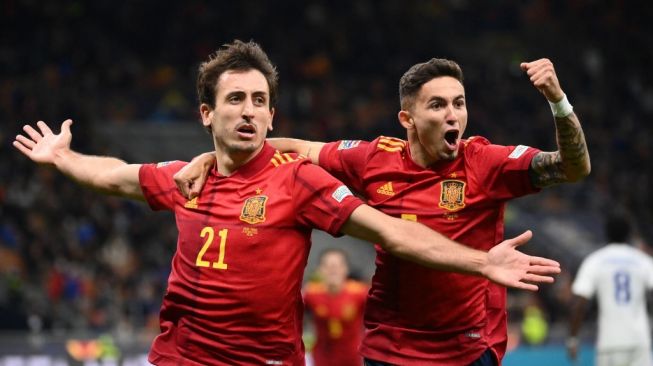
xmin=173 ymin=152 xmax=214 ymax=199
xmin=520 ymin=58 xmax=564 ymax=102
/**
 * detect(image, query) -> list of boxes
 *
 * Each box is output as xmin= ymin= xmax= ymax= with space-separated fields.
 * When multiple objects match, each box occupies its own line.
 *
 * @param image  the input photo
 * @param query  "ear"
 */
xmin=200 ymin=104 xmax=213 ymax=128
xmin=398 ymin=110 xmax=414 ymax=130
xmin=268 ymin=107 xmax=275 ymax=131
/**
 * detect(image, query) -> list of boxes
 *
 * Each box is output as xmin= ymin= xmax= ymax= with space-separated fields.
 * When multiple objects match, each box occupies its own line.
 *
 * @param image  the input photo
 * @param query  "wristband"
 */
xmin=548 ymin=93 xmax=574 ymax=118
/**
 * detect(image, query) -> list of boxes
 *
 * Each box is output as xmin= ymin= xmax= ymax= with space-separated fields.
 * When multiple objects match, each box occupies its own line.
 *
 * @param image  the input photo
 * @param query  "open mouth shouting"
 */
xmin=443 ymin=129 xmax=460 ymax=151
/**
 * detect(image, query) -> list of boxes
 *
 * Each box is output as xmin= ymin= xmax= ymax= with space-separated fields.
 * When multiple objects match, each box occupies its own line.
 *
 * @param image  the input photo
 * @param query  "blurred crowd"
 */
xmin=1 ymin=0 xmax=652 ymax=345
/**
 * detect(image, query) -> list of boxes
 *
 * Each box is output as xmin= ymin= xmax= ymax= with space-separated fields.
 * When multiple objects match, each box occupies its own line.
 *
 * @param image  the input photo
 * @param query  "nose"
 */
xmin=445 ymin=104 xmax=458 ymax=125
xmin=242 ymin=98 xmax=255 ymax=120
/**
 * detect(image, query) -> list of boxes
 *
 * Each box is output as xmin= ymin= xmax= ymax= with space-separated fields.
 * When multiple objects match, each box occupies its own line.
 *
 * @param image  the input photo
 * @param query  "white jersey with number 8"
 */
xmin=572 ymin=243 xmax=653 ymax=350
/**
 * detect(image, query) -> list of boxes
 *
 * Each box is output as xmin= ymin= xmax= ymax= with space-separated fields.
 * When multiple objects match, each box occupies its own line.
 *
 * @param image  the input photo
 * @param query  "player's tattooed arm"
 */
xmin=529 ymin=112 xmax=590 ymax=188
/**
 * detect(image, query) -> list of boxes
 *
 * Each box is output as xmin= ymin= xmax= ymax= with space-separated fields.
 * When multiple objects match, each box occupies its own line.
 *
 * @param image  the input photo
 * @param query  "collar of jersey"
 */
xmin=210 ymin=143 xmax=276 ymax=180
xmin=403 ymin=141 xmax=462 ymax=172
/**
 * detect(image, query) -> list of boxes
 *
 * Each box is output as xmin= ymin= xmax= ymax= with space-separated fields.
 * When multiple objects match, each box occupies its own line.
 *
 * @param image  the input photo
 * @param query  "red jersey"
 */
xmin=318 ymin=136 xmax=540 ymax=365
xmin=303 ymin=280 xmax=368 ymax=366
xmin=139 ymin=143 xmax=364 ymax=366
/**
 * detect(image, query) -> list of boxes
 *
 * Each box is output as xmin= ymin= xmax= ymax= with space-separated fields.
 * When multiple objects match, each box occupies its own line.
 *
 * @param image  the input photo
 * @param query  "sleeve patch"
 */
xmin=338 ymin=140 xmax=361 ymax=150
xmin=156 ymin=161 xmax=174 ymax=168
xmin=508 ymin=145 xmax=529 ymax=159
xmin=331 ymin=185 xmax=353 ymax=203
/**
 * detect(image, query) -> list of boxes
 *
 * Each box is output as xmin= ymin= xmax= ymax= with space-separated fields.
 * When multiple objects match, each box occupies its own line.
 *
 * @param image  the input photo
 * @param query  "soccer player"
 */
xmin=567 ymin=214 xmax=653 ymax=366
xmin=303 ymin=248 xmax=368 ymax=366
xmin=13 ymin=41 xmax=560 ymax=366
xmin=177 ymin=57 xmax=590 ymax=365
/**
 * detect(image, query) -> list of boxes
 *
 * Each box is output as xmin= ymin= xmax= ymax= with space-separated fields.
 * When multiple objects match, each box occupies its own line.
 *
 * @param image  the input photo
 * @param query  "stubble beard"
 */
xmin=224 ymin=141 xmax=259 ymax=155
xmin=212 ymin=131 xmax=261 ymax=161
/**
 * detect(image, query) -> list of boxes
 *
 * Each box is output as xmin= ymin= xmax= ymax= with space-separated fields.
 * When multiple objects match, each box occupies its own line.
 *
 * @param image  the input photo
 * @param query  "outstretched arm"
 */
xmin=521 ymin=59 xmax=591 ymax=188
xmin=341 ymin=205 xmax=561 ymax=291
xmin=174 ymin=138 xmax=326 ymax=198
xmin=13 ymin=120 xmax=144 ymax=200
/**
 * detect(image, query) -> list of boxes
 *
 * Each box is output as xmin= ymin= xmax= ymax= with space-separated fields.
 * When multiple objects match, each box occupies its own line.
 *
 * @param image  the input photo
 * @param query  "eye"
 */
xmin=430 ymin=102 xmax=442 ymax=109
xmin=254 ymin=96 xmax=266 ymax=106
xmin=228 ymin=95 xmax=241 ymax=103
xmin=455 ymin=99 xmax=466 ymax=108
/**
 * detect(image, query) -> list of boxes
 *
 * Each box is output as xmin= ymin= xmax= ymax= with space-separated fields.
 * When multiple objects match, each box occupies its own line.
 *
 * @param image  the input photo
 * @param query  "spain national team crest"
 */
xmin=240 ymin=195 xmax=268 ymax=224
xmin=438 ymin=180 xmax=466 ymax=211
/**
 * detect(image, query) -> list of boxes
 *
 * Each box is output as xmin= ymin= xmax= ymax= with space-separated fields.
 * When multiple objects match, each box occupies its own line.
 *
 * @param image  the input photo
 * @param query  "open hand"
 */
xmin=13 ymin=120 xmax=74 ymax=165
xmin=485 ymin=230 xmax=561 ymax=291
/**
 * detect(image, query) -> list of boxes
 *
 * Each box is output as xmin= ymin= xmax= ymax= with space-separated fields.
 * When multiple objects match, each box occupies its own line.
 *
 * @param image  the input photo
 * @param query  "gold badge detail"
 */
xmin=242 ymin=227 xmax=258 ymax=237
xmin=438 ymin=180 xmax=466 ymax=212
xmin=240 ymin=195 xmax=268 ymax=224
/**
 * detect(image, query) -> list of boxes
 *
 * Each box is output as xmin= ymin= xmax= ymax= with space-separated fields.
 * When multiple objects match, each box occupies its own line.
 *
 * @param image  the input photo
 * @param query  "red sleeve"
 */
xmin=138 ymin=161 xmax=187 ymax=211
xmin=292 ymin=162 xmax=364 ymax=236
xmin=318 ymin=140 xmax=371 ymax=193
xmin=466 ymin=140 xmax=541 ymax=200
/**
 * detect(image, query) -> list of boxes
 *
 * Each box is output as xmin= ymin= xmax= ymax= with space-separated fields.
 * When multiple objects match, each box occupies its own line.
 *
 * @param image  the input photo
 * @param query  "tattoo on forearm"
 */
xmin=555 ymin=113 xmax=589 ymax=169
xmin=530 ymin=113 xmax=590 ymax=188
xmin=530 ymin=152 xmax=567 ymax=187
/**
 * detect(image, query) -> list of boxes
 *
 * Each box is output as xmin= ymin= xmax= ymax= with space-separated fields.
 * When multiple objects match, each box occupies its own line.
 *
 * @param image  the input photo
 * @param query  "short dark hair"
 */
xmin=604 ymin=214 xmax=631 ymax=243
xmin=399 ymin=58 xmax=464 ymax=110
xmin=197 ymin=40 xmax=279 ymax=110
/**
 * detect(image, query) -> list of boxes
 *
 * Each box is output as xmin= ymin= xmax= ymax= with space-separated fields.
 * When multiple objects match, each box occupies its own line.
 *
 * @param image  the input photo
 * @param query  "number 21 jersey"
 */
xmin=139 ymin=143 xmax=363 ymax=365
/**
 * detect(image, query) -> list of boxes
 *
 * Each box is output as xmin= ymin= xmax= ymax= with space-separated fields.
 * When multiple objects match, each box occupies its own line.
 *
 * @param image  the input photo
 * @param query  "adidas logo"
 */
xmin=377 ymin=182 xmax=395 ymax=196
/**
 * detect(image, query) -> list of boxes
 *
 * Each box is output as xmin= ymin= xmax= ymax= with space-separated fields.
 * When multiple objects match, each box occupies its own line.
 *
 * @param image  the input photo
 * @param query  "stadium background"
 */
xmin=1 ymin=1 xmax=651 ymax=365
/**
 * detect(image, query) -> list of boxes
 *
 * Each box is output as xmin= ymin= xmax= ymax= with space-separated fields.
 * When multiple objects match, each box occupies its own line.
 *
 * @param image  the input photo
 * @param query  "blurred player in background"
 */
xmin=568 ymin=214 xmax=653 ymax=366
xmin=13 ymin=40 xmax=561 ymax=365
xmin=304 ymin=248 xmax=368 ymax=366
xmin=177 ymin=57 xmax=590 ymax=365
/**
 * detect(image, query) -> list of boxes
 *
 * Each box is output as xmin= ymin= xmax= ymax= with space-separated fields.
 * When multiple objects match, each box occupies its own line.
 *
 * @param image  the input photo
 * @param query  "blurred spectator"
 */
xmin=303 ymin=248 xmax=368 ymax=366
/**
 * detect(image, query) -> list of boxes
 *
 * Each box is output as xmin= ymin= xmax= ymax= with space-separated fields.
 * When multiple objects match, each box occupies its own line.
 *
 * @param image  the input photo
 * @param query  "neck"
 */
xmin=213 ymin=142 xmax=265 ymax=176
xmin=407 ymin=130 xmax=439 ymax=168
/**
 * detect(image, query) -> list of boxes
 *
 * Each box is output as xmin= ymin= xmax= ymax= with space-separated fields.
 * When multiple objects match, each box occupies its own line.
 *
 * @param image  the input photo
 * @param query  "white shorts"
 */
xmin=596 ymin=347 xmax=652 ymax=366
